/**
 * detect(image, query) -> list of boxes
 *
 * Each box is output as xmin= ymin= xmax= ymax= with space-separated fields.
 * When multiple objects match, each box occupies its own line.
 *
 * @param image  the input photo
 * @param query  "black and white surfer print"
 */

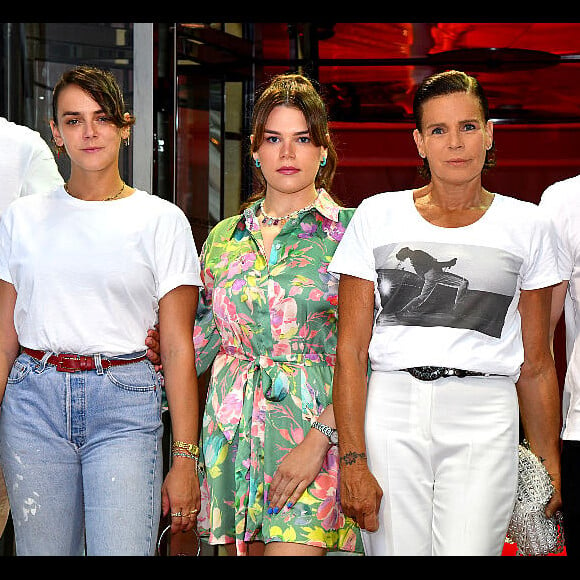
xmin=373 ymin=241 xmax=521 ymax=338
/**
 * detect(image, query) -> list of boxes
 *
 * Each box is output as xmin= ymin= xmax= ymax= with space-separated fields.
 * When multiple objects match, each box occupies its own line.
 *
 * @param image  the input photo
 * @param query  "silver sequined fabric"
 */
xmin=506 ymin=442 xmax=565 ymax=556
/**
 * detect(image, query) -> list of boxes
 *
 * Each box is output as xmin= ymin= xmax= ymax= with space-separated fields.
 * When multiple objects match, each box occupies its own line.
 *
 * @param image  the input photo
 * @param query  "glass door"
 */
xmin=154 ymin=23 xmax=253 ymax=247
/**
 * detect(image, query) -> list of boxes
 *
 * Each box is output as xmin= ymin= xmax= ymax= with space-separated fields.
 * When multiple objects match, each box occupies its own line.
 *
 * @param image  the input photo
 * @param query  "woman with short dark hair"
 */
xmin=0 ymin=66 xmax=202 ymax=555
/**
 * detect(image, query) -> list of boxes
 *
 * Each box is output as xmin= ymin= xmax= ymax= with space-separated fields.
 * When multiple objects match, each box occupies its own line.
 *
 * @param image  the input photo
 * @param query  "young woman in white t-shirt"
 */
xmin=0 ymin=66 xmax=202 ymax=555
xmin=330 ymin=70 xmax=562 ymax=555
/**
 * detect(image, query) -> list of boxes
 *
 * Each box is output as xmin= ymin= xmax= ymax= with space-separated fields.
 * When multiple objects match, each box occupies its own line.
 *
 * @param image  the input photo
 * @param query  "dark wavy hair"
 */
xmin=413 ymin=70 xmax=496 ymax=180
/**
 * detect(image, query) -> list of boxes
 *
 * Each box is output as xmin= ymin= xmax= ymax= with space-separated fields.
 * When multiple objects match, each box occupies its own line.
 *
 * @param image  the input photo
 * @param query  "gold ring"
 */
xmin=189 ymin=509 xmax=198 ymax=516
xmin=171 ymin=512 xmax=183 ymax=517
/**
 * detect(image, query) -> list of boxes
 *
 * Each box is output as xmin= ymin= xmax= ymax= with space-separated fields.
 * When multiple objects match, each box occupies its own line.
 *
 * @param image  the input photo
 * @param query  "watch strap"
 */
xmin=311 ymin=421 xmax=338 ymax=444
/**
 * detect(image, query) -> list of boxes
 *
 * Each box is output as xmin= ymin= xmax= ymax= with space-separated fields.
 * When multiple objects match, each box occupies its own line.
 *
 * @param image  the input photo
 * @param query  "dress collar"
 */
xmin=242 ymin=188 xmax=342 ymax=231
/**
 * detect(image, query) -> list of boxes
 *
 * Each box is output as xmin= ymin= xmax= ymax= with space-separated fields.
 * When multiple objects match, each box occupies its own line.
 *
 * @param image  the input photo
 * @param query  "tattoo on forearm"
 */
xmin=340 ymin=451 xmax=367 ymax=466
xmin=538 ymin=456 xmax=555 ymax=481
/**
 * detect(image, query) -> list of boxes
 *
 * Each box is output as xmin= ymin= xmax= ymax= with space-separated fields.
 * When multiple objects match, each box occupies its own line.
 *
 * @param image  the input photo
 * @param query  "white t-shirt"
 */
xmin=0 ymin=117 xmax=63 ymax=214
xmin=539 ymin=175 xmax=580 ymax=439
xmin=329 ymin=190 xmax=560 ymax=381
xmin=0 ymin=186 xmax=202 ymax=357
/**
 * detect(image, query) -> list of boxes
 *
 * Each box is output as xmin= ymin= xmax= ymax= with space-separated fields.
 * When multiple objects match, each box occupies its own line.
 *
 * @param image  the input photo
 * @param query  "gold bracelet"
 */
xmin=172 ymin=440 xmax=200 ymax=457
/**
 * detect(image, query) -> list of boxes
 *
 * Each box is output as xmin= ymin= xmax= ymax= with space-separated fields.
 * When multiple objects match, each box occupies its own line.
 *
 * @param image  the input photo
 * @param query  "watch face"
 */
xmin=330 ymin=430 xmax=338 ymax=445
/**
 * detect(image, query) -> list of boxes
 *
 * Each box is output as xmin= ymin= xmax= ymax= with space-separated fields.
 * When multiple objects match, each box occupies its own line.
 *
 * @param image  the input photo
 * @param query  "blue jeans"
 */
xmin=0 ymin=352 xmax=163 ymax=555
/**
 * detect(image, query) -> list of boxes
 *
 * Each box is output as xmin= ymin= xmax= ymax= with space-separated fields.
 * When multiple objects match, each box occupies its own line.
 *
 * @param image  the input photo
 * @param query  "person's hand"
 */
xmin=545 ymin=479 xmax=562 ymax=518
xmin=267 ymin=432 xmax=328 ymax=515
xmin=145 ymin=325 xmax=162 ymax=371
xmin=161 ymin=459 xmax=200 ymax=534
xmin=340 ymin=459 xmax=383 ymax=532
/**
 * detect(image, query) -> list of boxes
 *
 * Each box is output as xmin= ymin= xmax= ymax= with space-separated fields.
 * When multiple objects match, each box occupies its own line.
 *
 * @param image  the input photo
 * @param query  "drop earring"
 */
xmin=255 ymin=158 xmax=261 ymax=168
xmin=320 ymin=158 xmax=327 ymax=167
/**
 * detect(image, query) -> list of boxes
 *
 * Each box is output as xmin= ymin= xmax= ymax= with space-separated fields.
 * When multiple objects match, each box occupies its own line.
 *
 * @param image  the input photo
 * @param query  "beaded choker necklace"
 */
xmin=259 ymin=194 xmax=319 ymax=226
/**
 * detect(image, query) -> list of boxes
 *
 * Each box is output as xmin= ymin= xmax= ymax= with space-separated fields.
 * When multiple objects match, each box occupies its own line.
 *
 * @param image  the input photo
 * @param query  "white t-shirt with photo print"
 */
xmin=329 ymin=189 xmax=560 ymax=381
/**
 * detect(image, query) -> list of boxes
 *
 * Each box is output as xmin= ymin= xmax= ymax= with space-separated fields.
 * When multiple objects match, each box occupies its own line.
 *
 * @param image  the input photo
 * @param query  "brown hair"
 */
xmin=52 ymin=66 xmax=134 ymax=155
xmin=242 ymin=73 xmax=339 ymax=209
xmin=413 ymin=70 xmax=496 ymax=179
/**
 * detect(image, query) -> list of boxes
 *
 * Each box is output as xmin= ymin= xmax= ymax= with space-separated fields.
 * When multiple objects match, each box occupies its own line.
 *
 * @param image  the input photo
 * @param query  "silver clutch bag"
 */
xmin=506 ymin=441 xmax=565 ymax=556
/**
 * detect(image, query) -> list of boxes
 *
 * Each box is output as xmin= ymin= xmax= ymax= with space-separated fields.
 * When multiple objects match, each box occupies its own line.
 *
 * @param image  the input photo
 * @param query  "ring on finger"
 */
xmin=171 ymin=511 xmax=183 ymax=517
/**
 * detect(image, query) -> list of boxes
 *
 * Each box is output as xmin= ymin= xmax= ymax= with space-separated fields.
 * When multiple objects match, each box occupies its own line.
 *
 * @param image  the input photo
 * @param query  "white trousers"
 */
xmin=362 ymin=370 xmax=519 ymax=556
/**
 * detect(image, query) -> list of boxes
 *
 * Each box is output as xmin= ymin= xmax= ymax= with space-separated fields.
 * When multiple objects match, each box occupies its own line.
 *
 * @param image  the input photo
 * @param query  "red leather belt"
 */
xmin=22 ymin=347 xmax=147 ymax=373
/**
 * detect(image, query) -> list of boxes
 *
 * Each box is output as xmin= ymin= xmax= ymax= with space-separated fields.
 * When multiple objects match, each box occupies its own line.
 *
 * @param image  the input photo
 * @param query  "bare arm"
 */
xmin=549 ymin=280 xmax=567 ymax=353
xmin=0 ymin=280 xmax=20 ymax=404
xmin=333 ymin=274 xmax=383 ymax=531
xmin=516 ymin=286 xmax=562 ymax=516
xmin=158 ymin=284 xmax=201 ymax=533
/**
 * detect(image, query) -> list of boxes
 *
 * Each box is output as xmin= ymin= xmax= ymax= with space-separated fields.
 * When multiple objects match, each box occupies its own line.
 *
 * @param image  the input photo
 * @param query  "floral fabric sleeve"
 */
xmin=193 ymin=234 xmax=222 ymax=376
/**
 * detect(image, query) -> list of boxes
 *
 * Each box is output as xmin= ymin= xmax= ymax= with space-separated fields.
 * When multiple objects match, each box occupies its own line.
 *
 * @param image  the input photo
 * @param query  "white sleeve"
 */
xmin=19 ymin=134 xmax=64 ymax=197
xmin=539 ymin=184 xmax=572 ymax=282
xmin=155 ymin=208 xmax=203 ymax=300
xmin=0 ymin=207 xmax=14 ymax=284
xmin=328 ymin=199 xmax=377 ymax=283
xmin=520 ymin=208 xmax=561 ymax=291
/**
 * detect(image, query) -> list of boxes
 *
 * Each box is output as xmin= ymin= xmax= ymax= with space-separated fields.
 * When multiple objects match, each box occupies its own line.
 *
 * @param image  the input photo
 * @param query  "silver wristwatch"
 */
xmin=311 ymin=421 xmax=338 ymax=445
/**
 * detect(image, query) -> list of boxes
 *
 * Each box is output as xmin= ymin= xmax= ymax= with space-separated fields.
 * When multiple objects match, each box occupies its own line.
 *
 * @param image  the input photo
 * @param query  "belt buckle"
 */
xmin=426 ymin=367 xmax=446 ymax=380
xmin=405 ymin=367 xmax=477 ymax=381
xmin=408 ymin=366 xmax=448 ymax=381
xmin=55 ymin=354 xmax=81 ymax=373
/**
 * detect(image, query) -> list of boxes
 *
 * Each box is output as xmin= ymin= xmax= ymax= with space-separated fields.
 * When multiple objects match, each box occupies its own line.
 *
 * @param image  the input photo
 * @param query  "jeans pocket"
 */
xmin=105 ymin=360 xmax=159 ymax=392
xmin=7 ymin=358 xmax=32 ymax=384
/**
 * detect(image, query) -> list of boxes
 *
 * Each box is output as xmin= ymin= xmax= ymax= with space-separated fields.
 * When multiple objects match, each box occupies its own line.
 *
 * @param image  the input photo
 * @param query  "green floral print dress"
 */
xmin=193 ymin=189 xmax=363 ymax=555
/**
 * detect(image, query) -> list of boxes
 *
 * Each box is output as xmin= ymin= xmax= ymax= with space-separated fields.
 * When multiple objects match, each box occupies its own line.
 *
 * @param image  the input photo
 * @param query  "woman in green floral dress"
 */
xmin=194 ymin=74 xmax=363 ymax=556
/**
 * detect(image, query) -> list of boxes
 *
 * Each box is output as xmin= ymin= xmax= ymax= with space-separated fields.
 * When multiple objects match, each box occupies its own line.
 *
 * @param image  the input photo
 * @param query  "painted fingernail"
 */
xmin=286 ymin=502 xmax=293 ymax=508
xmin=273 ymin=507 xmax=279 ymax=514
xmin=267 ymin=507 xmax=273 ymax=515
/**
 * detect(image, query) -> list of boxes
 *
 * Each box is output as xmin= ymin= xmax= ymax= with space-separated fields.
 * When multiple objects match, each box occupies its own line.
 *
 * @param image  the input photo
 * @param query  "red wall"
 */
xmin=331 ymin=122 xmax=580 ymax=207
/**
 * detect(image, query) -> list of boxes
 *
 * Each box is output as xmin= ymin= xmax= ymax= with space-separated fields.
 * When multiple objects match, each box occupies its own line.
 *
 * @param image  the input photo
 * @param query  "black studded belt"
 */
xmin=401 ymin=366 xmax=504 ymax=381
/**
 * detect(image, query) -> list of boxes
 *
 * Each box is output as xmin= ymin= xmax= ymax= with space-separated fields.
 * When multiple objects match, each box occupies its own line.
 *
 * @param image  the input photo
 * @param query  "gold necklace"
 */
xmin=259 ymin=193 xmax=319 ymax=226
xmin=64 ymin=181 xmax=126 ymax=201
